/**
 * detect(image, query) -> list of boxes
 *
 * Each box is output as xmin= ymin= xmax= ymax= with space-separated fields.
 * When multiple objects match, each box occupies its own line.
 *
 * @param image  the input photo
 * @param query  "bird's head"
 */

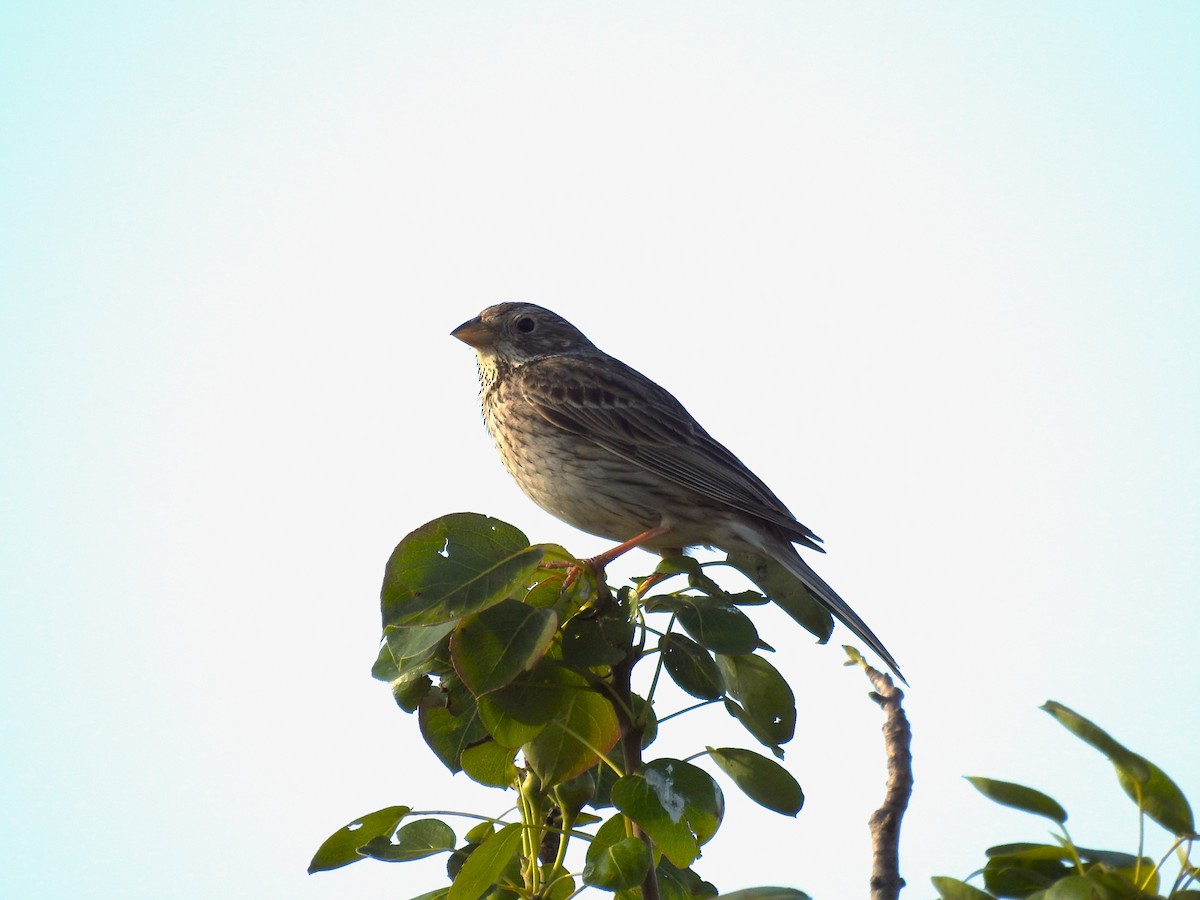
xmin=452 ymin=303 xmax=596 ymax=365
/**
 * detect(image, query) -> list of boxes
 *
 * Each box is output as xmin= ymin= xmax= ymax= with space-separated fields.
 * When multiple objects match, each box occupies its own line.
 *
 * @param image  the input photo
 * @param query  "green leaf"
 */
xmin=561 ymin=609 xmax=631 ymax=668
xmin=611 ymin=758 xmax=724 ymax=868
xmin=707 ymin=747 xmax=803 ymax=816
xmin=1042 ymin=701 xmax=1195 ymax=836
xmin=391 ymin=672 xmax=434 ymax=713
xmin=460 ymin=740 xmax=519 ymax=788
xmin=929 ymin=876 xmax=996 ymax=899
xmin=524 ymin=671 xmax=621 ymax=786
xmin=722 ymin=551 xmax=833 ymax=641
xmin=583 ymin=836 xmax=651 ymax=890
xmin=984 ymin=842 xmax=1072 ymax=861
xmin=555 ymin=769 xmax=597 ymax=819
xmin=383 ymin=621 xmax=457 ymax=677
xmin=660 ymin=633 xmax=725 ymax=700
xmin=650 ymin=554 xmax=708 ymax=583
xmin=447 ymin=822 xmax=524 ymax=900
xmin=982 ymin=848 xmax=1073 ymax=897
xmin=592 ymin=761 xmax=619 ymax=810
xmin=724 ymin=590 xmax=770 ymax=607
xmin=717 ymin=654 xmax=796 ymax=753
xmin=965 ymin=777 xmax=1068 ymax=825
xmin=419 ymin=689 xmax=488 ymax=773
xmin=465 ymin=821 xmax=495 ymax=843
xmin=656 ymin=858 xmax=718 ymax=900
xmin=1038 ymin=874 xmax=1116 ymax=899
xmin=371 ymin=640 xmax=401 ymax=681
xmin=477 ymin=661 xmax=572 ymax=748
xmin=1084 ymin=866 xmax=1156 ymax=898
xmin=308 ymin=805 xmax=409 ymax=873
xmin=1114 ymin=756 xmax=1195 ymax=837
xmin=718 ymin=890 xmax=814 ymax=900
xmin=632 ymin=691 xmax=659 ymax=750
xmin=450 ymin=599 xmax=557 ymax=695
xmin=673 ymin=595 xmax=762 ymax=655
xmin=584 ymin=814 xmax=650 ymax=890
xmin=1073 ymin=846 xmax=1151 ymax=871
xmin=381 ymin=513 xmax=544 ymax=628
xmin=988 ymin=838 xmax=1153 ymax=875
xmin=360 ymin=818 xmax=456 ymax=862
xmin=408 ymin=890 xmax=450 ymax=900
xmin=540 ymin=865 xmax=577 ymax=900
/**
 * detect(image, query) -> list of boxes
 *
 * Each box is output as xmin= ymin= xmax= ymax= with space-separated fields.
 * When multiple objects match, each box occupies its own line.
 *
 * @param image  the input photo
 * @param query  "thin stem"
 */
xmin=643 ymin=641 xmax=666 ymax=715
xmin=1135 ymin=798 xmax=1146 ymax=885
xmin=549 ymin=807 xmax=571 ymax=875
xmin=408 ymin=809 xmax=513 ymax=824
xmin=1056 ymin=825 xmax=1084 ymax=875
xmin=1142 ymin=836 xmax=1186 ymax=892
xmin=518 ymin=773 xmax=543 ymax=895
xmin=1175 ymin=837 xmax=1197 ymax=893
xmin=656 ymin=698 xmax=721 ymax=726
xmin=610 ymin=579 xmax=660 ymax=900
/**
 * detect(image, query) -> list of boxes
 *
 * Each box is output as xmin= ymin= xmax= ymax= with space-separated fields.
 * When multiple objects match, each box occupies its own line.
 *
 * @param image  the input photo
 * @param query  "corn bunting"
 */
xmin=452 ymin=302 xmax=903 ymax=682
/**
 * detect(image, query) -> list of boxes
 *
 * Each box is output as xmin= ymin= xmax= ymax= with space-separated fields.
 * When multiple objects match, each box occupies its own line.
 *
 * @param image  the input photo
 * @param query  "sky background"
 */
xmin=2 ymin=3 xmax=1198 ymax=898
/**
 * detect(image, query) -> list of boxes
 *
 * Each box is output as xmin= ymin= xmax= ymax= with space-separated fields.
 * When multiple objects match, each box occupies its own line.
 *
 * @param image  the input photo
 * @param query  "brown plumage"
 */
xmin=452 ymin=302 xmax=904 ymax=682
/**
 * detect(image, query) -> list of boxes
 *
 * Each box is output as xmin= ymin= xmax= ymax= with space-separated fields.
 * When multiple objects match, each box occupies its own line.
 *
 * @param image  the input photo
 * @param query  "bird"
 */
xmin=451 ymin=302 xmax=904 ymax=683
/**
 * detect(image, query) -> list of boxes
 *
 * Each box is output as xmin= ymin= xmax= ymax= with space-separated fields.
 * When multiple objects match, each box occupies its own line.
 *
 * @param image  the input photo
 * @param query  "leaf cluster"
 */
xmin=934 ymin=702 xmax=1198 ymax=900
xmin=310 ymin=513 xmax=831 ymax=899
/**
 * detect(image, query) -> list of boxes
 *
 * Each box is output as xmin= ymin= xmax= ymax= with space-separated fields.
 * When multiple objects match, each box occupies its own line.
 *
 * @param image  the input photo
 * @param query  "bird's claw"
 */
xmin=540 ymin=556 xmax=606 ymax=590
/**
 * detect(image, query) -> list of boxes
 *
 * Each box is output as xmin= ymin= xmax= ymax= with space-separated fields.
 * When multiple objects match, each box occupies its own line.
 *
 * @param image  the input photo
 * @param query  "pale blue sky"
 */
xmin=2 ymin=4 xmax=1198 ymax=898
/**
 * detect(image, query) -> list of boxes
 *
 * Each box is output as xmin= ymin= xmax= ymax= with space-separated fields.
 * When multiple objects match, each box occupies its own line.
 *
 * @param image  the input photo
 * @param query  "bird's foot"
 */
xmin=539 ymin=557 xmax=594 ymax=590
xmin=540 ymin=524 xmax=673 ymax=591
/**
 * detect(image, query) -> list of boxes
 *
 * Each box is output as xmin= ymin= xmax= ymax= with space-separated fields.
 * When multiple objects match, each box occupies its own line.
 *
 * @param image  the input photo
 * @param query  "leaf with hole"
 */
xmin=717 ymin=654 xmax=795 ymax=753
xmin=308 ymin=805 xmax=410 ymax=873
xmin=381 ymin=513 xmax=543 ymax=628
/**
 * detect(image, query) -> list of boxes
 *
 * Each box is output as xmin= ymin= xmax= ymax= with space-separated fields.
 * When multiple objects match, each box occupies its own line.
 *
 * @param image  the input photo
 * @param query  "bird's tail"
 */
xmin=771 ymin=543 xmax=907 ymax=685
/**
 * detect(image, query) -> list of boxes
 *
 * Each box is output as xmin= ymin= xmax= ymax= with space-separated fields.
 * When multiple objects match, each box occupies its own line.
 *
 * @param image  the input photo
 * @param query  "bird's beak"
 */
xmin=451 ymin=316 xmax=494 ymax=349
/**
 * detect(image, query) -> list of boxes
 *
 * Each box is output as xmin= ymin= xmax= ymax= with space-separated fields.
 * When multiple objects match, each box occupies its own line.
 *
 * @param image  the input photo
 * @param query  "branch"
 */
xmin=862 ymin=657 xmax=913 ymax=900
xmin=605 ymin=578 xmax=661 ymax=900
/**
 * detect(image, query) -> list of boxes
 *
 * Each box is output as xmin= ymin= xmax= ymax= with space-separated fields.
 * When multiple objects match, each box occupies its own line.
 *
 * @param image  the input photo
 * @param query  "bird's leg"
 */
xmin=586 ymin=524 xmax=672 ymax=572
xmin=543 ymin=524 xmax=672 ymax=588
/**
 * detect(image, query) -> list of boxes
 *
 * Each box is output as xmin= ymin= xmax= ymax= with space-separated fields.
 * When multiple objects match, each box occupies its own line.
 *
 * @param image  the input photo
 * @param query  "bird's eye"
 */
xmin=516 ymin=316 xmax=536 ymax=333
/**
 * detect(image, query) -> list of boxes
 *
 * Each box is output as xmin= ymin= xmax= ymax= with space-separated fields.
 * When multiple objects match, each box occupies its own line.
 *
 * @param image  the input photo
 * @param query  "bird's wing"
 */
xmin=520 ymin=353 xmax=824 ymax=551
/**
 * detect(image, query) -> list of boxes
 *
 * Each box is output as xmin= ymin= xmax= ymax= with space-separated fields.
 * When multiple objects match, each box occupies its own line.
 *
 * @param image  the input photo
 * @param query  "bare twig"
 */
xmin=860 ymin=654 xmax=913 ymax=900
